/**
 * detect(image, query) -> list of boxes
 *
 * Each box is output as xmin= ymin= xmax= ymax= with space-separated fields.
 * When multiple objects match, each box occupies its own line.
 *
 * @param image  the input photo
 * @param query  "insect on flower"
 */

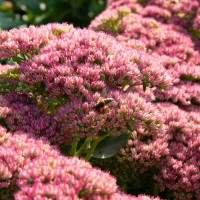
xmin=93 ymin=88 xmax=115 ymax=113
xmin=93 ymin=97 xmax=114 ymax=112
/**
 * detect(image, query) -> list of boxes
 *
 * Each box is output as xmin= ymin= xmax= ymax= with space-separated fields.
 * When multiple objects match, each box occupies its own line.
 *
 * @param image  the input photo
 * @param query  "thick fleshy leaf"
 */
xmin=92 ymin=132 xmax=131 ymax=159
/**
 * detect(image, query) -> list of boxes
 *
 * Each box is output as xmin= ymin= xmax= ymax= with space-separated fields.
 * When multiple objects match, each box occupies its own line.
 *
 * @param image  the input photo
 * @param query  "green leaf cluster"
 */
xmin=0 ymin=0 xmax=106 ymax=29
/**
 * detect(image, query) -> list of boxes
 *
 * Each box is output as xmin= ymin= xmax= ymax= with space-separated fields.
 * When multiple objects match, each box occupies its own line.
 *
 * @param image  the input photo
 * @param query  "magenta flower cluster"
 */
xmin=0 ymin=22 xmax=168 ymax=199
xmin=0 ymin=125 xmax=161 ymax=199
xmin=154 ymin=103 xmax=200 ymax=200
xmin=0 ymin=23 xmax=171 ymax=144
xmin=0 ymin=23 xmax=73 ymax=59
xmin=0 ymin=0 xmax=199 ymax=199
xmin=107 ymin=0 xmax=200 ymax=29
xmin=0 ymin=92 xmax=62 ymax=142
xmin=89 ymin=0 xmax=200 ymax=199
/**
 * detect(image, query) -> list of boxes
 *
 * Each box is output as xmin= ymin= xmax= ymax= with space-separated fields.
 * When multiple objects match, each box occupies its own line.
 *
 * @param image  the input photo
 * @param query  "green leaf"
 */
xmin=12 ymin=0 xmax=41 ymax=13
xmin=92 ymin=131 xmax=130 ymax=159
xmin=143 ymin=82 xmax=147 ymax=92
xmin=0 ymin=12 xmax=24 ymax=29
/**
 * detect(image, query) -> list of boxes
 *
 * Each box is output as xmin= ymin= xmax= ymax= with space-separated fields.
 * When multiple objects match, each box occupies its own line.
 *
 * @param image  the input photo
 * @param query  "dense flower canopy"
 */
xmin=0 ymin=0 xmax=199 ymax=199
xmin=89 ymin=0 xmax=200 ymax=199
xmin=0 ymin=125 xmax=116 ymax=199
xmin=0 ymin=22 xmax=170 ymax=199
xmin=0 ymin=23 xmax=171 ymax=144
xmin=0 ymin=125 xmax=161 ymax=199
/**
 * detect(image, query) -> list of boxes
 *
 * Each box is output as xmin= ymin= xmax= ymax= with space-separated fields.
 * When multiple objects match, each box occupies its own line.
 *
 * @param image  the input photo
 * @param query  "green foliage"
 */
xmin=137 ymin=0 xmax=147 ymax=3
xmin=0 ymin=183 xmax=19 ymax=200
xmin=92 ymin=131 xmax=131 ymax=159
xmin=0 ymin=67 xmax=20 ymax=93
xmin=0 ymin=12 xmax=24 ymax=29
xmin=0 ymin=0 xmax=106 ymax=29
xmin=94 ymin=7 xmax=131 ymax=35
xmin=191 ymin=29 xmax=200 ymax=41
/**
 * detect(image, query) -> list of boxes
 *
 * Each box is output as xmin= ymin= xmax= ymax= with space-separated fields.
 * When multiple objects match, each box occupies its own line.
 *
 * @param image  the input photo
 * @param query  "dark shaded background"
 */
xmin=0 ymin=0 xmax=106 ymax=30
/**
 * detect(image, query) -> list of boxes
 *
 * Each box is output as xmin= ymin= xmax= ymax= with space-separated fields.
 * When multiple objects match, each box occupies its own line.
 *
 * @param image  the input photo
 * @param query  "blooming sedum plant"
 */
xmin=90 ymin=0 xmax=200 ymax=199
xmin=107 ymin=0 xmax=200 ymax=30
xmin=0 ymin=125 xmax=114 ymax=199
xmin=0 ymin=21 xmax=170 ymax=199
xmin=0 ymin=23 xmax=171 ymax=147
xmin=154 ymin=103 xmax=200 ymax=200
xmin=0 ymin=125 xmax=161 ymax=199
xmin=0 ymin=0 xmax=199 ymax=199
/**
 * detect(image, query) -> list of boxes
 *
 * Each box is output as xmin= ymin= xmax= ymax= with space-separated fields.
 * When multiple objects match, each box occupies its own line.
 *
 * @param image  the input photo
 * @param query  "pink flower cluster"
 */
xmin=90 ymin=1 xmax=200 ymax=199
xmin=56 ymin=90 xmax=168 ymax=150
xmin=0 ymin=125 xmax=160 ymax=199
xmin=90 ymin=9 xmax=200 ymax=62
xmin=0 ymin=23 xmax=73 ymax=59
xmin=0 ymin=1 xmax=199 ymax=198
xmin=112 ymin=91 xmax=169 ymax=168
xmin=18 ymin=28 xmax=171 ymax=91
xmin=0 ymin=64 xmax=18 ymax=74
xmin=0 ymin=64 xmax=20 ymax=94
xmin=0 ymin=125 xmax=59 ymax=191
xmin=113 ymin=193 xmax=161 ymax=200
xmin=107 ymin=0 xmax=200 ymax=30
xmin=0 ymin=23 xmax=170 ymax=199
xmin=0 ymin=24 xmax=172 ymax=144
xmin=155 ymin=103 xmax=200 ymax=199
xmin=90 ymin=3 xmax=200 ymax=107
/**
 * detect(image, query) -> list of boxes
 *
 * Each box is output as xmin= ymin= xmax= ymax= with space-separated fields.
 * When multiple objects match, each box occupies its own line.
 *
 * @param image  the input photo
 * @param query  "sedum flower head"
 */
xmin=0 ymin=126 xmax=119 ymax=199
xmin=0 ymin=23 xmax=73 ymax=59
xmin=0 ymin=125 xmax=59 ymax=189
xmin=17 ymin=28 xmax=171 ymax=92
xmin=106 ymin=0 xmax=200 ymax=29
xmin=90 ymin=1 xmax=200 ymax=199
xmin=154 ymin=103 xmax=200 ymax=200
xmin=0 ymin=24 xmax=172 ymax=142
xmin=15 ymin=156 xmax=117 ymax=199
xmin=111 ymin=192 xmax=161 ymax=200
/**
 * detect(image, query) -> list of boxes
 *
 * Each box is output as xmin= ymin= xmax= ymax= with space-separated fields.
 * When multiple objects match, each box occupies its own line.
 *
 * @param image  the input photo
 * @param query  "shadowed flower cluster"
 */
xmin=0 ymin=92 xmax=62 ymax=142
xmin=0 ymin=125 xmax=161 ymax=200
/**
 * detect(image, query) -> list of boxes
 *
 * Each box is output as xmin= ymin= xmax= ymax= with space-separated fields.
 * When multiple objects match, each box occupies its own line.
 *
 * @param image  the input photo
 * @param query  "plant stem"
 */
xmin=85 ymin=134 xmax=108 ymax=161
xmin=75 ymin=137 xmax=92 ymax=156
xmin=69 ymin=139 xmax=78 ymax=156
xmin=49 ymin=101 xmax=57 ymax=114
xmin=153 ymin=183 xmax=159 ymax=197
